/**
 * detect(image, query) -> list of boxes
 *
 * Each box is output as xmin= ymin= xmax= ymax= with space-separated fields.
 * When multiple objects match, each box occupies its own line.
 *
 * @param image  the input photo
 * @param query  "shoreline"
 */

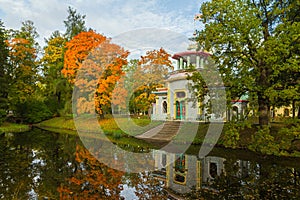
xmin=34 ymin=117 xmax=300 ymax=158
xmin=0 ymin=122 xmax=31 ymax=134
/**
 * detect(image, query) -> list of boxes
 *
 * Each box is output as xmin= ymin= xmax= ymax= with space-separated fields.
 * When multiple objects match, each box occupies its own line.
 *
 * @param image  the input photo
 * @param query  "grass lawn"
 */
xmin=36 ymin=115 xmax=158 ymax=148
xmin=37 ymin=115 xmax=161 ymax=136
xmin=37 ymin=116 xmax=300 ymax=157
xmin=0 ymin=122 xmax=30 ymax=133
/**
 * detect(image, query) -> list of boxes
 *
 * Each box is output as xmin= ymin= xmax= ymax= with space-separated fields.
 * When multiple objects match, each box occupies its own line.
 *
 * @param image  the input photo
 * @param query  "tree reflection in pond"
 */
xmin=184 ymin=157 xmax=300 ymax=199
xmin=0 ymin=128 xmax=299 ymax=199
xmin=0 ymin=128 xmax=167 ymax=199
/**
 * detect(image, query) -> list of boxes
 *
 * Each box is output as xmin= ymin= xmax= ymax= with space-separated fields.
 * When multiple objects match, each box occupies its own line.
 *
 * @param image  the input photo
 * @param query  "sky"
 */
xmin=0 ymin=0 xmax=205 ymax=48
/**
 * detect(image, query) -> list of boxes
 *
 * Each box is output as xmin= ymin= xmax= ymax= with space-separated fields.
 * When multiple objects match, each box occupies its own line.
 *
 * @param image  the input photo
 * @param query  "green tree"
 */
xmin=7 ymin=20 xmax=41 ymax=120
xmin=122 ymin=59 xmax=139 ymax=114
xmin=60 ymin=6 xmax=88 ymax=115
xmin=42 ymin=31 xmax=71 ymax=115
xmin=0 ymin=20 xmax=9 ymax=124
xmin=194 ymin=0 xmax=300 ymax=126
xmin=64 ymin=6 xmax=87 ymax=41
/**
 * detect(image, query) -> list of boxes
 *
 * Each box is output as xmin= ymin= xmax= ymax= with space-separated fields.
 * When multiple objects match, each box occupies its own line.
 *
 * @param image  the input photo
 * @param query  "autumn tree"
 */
xmin=62 ymin=30 xmax=107 ymax=84
xmin=42 ymin=31 xmax=71 ymax=114
xmin=75 ymin=41 xmax=129 ymax=118
xmin=62 ymin=30 xmax=106 ymax=116
xmin=6 ymin=20 xmax=41 ymax=120
xmin=0 ymin=20 xmax=9 ymax=124
xmin=194 ymin=0 xmax=300 ymax=126
xmin=62 ymin=31 xmax=129 ymax=118
xmin=131 ymin=48 xmax=172 ymax=114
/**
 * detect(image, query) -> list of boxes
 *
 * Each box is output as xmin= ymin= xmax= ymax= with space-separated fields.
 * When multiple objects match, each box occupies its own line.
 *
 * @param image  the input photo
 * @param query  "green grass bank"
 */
xmin=37 ymin=116 xmax=300 ymax=157
xmin=0 ymin=122 xmax=30 ymax=134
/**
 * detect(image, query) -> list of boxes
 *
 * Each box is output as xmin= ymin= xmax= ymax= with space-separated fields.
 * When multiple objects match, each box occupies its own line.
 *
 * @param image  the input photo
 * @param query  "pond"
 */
xmin=0 ymin=128 xmax=300 ymax=199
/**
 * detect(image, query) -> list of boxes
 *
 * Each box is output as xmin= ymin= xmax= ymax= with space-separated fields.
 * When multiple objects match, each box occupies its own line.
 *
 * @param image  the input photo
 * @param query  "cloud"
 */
xmin=0 ymin=0 xmax=203 ymax=47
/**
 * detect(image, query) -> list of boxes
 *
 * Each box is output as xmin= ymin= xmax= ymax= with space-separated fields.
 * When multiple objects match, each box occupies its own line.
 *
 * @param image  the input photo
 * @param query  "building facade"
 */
xmin=151 ymin=51 xmax=248 ymax=122
xmin=152 ymin=150 xmax=250 ymax=195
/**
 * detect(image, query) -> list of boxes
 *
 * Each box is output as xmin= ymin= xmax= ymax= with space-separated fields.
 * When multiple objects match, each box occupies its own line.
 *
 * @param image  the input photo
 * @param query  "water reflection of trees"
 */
xmin=0 ymin=129 xmax=77 ymax=199
xmin=1 ymin=129 xmax=300 ymax=199
xmin=0 ymin=129 xmax=168 ymax=199
xmin=58 ymin=144 xmax=167 ymax=199
xmin=186 ymin=158 xmax=300 ymax=199
xmin=58 ymin=145 xmax=125 ymax=199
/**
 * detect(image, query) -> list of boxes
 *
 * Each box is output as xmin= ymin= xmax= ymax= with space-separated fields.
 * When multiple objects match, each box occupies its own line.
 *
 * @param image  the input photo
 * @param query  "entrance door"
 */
xmin=176 ymin=101 xmax=185 ymax=120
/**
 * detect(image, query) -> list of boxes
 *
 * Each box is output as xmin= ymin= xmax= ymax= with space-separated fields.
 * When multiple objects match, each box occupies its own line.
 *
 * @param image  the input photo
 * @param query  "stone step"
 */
xmin=147 ymin=121 xmax=182 ymax=140
xmin=135 ymin=121 xmax=185 ymax=143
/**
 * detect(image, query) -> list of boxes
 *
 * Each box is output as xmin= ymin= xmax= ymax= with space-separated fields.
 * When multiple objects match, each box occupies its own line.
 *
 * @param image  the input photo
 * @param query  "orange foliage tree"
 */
xmin=7 ymin=37 xmax=38 ymax=102
xmin=93 ymin=42 xmax=129 ymax=117
xmin=62 ymin=30 xmax=107 ymax=84
xmin=62 ymin=30 xmax=129 ymax=117
xmin=131 ymin=48 xmax=173 ymax=114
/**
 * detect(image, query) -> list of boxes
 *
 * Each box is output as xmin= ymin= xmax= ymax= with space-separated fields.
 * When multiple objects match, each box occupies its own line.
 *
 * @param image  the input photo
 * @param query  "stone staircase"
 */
xmin=136 ymin=121 xmax=182 ymax=143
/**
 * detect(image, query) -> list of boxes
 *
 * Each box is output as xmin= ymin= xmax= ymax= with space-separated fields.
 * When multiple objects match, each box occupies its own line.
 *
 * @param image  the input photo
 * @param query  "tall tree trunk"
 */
xmin=292 ymin=100 xmax=296 ymax=118
xmin=57 ymin=92 xmax=61 ymax=106
xmin=258 ymin=94 xmax=270 ymax=127
xmin=257 ymin=58 xmax=271 ymax=127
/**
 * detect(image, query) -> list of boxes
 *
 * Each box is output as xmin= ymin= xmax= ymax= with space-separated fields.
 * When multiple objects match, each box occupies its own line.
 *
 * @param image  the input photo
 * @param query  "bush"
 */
xmin=249 ymin=119 xmax=300 ymax=156
xmin=249 ymin=127 xmax=280 ymax=155
xmin=0 ymin=109 xmax=6 ymax=125
xmin=112 ymin=131 xmax=123 ymax=140
xmin=222 ymin=121 xmax=251 ymax=149
xmin=58 ymin=100 xmax=73 ymax=117
xmin=223 ymin=123 xmax=240 ymax=149
xmin=14 ymin=99 xmax=53 ymax=123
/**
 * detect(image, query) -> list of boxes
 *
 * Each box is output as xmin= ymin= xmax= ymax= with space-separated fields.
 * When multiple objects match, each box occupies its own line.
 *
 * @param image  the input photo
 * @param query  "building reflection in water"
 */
xmin=152 ymin=150 xmax=250 ymax=196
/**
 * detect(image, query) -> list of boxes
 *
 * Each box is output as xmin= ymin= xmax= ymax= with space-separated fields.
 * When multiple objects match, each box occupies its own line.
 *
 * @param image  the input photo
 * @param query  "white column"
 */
xmin=180 ymin=57 xmax=183 ymax=70
xmin=196 ymin=56 xmax=200 ymax=68
xmin=187 ymin=56 xmax=190 ymax=68
xmin=200 ymin=58 xmax=204 ymax=69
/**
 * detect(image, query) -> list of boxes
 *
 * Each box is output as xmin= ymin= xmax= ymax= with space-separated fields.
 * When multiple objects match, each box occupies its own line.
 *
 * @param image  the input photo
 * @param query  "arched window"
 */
xmin=176 ymin=91 xmax=186 ymax=98
xmin=233 ymin=106 xmax=239 ymax=113
xmin=162 ymin=101 xmax=167 ymax=113
xmin=284 ymin=108 xmax=289 ymax=117
xmin=174 ymin=154 xmax=186 ymax=183
xmin=161 ymin=154 xmax=166 ymax=170
xmin=232 ymin=106 xmax=239 ymax=120
xmin=209 ymin=162 xmax=218 ymax=179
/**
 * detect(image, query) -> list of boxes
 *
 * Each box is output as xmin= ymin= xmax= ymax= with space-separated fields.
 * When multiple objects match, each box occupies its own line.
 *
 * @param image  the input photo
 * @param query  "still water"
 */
xmin=0 ymin=128 xmax=299 ymax=199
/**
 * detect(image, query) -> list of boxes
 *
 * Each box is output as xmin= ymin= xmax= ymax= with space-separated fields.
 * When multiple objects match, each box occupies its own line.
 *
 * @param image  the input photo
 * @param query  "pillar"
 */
xmin=200 ymin=58 xmax=204 ymax=68
xmin=179 ymin=57 xmax=183 ymax=70
xmin=196 ymin=56 xmax=200 ymax=68
xmin=187 ymin=56 xmax=190 ymax=68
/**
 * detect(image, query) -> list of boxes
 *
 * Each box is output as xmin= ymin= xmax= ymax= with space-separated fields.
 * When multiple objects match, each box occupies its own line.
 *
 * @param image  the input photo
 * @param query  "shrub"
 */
xmin=14 ymin=99 xmax=53 ymax=123
xmin=0 ymin=109 xmax=6 ymax=125
xmin=112 ymin=131 xmax=122 ymax=140
xmin=222 ymin=121 xmax=251 ymax=149
xmin=223 ymin=123 xmax=240 ymax=149
xmin=249 ymin=127 xmax=280 ymax=155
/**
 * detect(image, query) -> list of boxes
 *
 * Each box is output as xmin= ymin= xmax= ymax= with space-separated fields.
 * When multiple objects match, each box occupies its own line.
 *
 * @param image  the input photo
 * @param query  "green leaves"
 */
xmin=64 ymin=6 xmax=87 ymax=41
xmin=0 ymin=20 xmax=9 ymax=124
xmin=194 ymin=0 xmax=300 ymax=126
